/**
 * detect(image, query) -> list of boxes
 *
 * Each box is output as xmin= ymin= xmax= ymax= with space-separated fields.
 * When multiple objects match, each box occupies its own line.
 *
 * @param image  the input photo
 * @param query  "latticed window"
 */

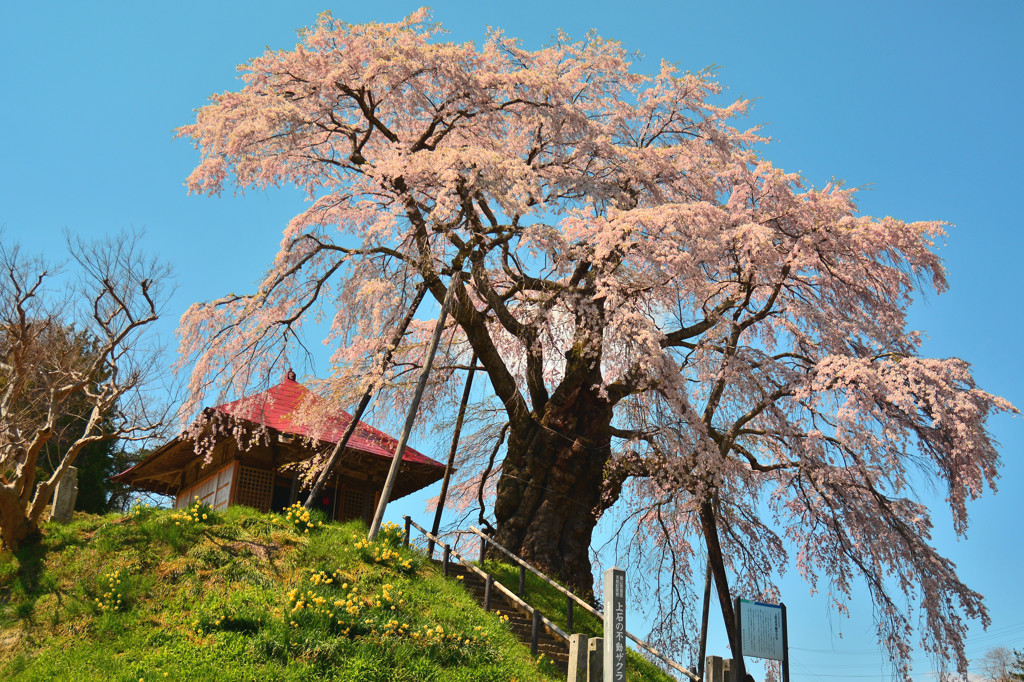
xmin=340 ymin=486 xmax=365 ymax=522
xmin=235 ymin=466 xmax=273 ymax=512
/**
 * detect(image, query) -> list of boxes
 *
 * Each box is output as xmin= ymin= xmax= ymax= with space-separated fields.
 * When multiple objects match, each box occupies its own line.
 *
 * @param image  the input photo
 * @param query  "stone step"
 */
xmin=431 ymin=558 xmax=569 ymax=673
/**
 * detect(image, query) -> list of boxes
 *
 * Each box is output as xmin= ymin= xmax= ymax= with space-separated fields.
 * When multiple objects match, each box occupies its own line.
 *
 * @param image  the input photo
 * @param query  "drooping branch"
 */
xmin=303 ymin=282 xmax=429 ymax=508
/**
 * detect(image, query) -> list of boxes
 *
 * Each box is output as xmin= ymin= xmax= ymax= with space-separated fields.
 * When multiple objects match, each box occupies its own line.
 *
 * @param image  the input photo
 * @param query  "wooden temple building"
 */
xmin=114 ymin=373 xmax=446 ymax=523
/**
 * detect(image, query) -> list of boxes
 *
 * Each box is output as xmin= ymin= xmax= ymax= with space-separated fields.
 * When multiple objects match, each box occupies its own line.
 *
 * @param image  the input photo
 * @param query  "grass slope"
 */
xmin=0 ymin=502 xmax=563 ymax=681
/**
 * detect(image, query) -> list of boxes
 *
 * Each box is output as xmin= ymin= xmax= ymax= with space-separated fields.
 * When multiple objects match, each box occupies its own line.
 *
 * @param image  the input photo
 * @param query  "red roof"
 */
xmin=215 ymin=377 xmax=442 ymax=468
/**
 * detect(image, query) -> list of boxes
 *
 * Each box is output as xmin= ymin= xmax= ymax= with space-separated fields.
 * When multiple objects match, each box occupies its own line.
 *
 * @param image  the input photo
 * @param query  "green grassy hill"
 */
xmin=0 ymin=502 xmax=564 ymax=681
xmin=0 ymin=502 xmax=678 ymax=681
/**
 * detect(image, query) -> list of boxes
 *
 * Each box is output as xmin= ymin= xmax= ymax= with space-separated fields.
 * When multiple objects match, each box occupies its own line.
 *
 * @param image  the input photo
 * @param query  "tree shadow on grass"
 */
xmin=0 ymin=539 xmax=52 ymax=624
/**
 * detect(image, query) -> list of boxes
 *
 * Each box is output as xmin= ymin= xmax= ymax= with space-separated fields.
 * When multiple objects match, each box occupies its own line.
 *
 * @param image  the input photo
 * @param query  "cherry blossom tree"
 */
xmin=0 ymin=234 xmax=170 ymax=549
xmin=176 ymin=10 xmax=1015 ymax=674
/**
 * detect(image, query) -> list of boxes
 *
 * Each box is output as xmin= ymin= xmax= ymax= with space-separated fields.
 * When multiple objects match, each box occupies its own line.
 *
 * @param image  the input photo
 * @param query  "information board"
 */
xmin=738 ymin=599 xmax=785 ymax=661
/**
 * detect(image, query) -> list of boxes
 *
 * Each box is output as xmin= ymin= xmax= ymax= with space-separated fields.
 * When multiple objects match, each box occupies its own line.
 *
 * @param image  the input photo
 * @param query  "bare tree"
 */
xmin=0 ymin=232 xmax=171 ymax=549
xmin=980 ymin=647 xmax=1024 ymax=682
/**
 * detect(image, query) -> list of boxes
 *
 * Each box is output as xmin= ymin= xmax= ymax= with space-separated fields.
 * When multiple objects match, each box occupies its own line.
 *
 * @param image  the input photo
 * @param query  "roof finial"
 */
xmin=286 ymin=368 xmax=296 ymax=381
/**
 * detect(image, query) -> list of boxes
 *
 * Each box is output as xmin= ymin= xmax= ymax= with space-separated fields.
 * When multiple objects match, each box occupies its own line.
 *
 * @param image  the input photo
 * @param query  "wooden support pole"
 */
xmin=368 ymin=275 xmax=460 ymax=541
xmin=484 ymin=575 xmax=492 ymax=611
xmin=697 ymin=559 xmax=713 ymax=678
xmin=305 ymin=283 xmax=428 ymax=510
xmin=403 ymin=515 xmax=411 ymax=547
xmin=427 ymin=352 xmax=477 ymax=558
xmin=519 ymin=564 xmax=526 ymax=597
xmin=733 ymin=596 xmax=747 ymax=681
xmin=567 ymin=594 xmax=574 ymax=633
xmin=443 ymin=544 xmax=451 ymax=577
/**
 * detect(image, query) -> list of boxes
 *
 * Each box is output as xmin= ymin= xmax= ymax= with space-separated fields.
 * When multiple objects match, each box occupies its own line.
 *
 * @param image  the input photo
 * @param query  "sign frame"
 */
xmin=734 ymin=597 xmax=790 ymax=682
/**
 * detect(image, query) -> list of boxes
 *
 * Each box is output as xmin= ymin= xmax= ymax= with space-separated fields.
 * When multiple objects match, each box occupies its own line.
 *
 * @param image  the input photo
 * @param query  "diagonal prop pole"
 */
xmin=303 ymin=282 xmax=428 ymax=509
xmin=697 ymin=558 xmax=713 ymax=678
xmin=427 ymin=351 xmax=477 ymax=558
xmin=368 ymin=273 xmax=460 ymax=541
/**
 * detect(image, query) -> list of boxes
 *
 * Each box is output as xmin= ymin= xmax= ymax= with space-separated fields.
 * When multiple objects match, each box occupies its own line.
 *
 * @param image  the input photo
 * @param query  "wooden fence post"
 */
xmin=531 ymin=609 xmax=540 ymax=655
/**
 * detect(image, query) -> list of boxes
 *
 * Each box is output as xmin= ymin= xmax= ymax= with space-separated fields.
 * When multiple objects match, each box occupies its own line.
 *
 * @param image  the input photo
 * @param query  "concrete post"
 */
xmin=705 ymin=656 xmax=724 ymax=682
xmin=723 ymin=658 xmax=736 ymax=682
xmin=704 ymin=656 xmax=739 ymax=682
xmin=587 ymin=637 xmax=604 ymax=682
xmin=49 ymin=466 xmax=78 ymax=523
xmin=568 ymin=633 xmax=589 ymax=682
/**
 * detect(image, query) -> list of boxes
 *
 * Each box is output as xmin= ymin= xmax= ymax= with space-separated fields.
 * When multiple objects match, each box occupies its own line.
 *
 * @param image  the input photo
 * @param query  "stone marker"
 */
xmin=49 ymin=466 xmax=79 ymax=523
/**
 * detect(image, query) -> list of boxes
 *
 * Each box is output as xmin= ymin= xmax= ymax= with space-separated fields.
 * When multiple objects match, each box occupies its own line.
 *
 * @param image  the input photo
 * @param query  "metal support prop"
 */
xmin=404 ymin=516 xmax=411 ymax=547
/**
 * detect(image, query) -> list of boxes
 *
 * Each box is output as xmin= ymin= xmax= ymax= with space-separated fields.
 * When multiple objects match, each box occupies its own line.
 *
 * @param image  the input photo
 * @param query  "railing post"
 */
xmin=484 ymin=574 xmax=492 ymax=611
xmin=518 ymin=565 xmax=526 ymax=597
xmin=531 ymin=608 xmax=539 ymax=655
xmin=479 ymin=536 xmax=487 ymax=564
xmin=567 ymin=594 xmax=574 ymax=632
xmin=403 ymin=516 xmax=411 ymax=547
xmin=442 ymin=544 xmax=451 ymax=577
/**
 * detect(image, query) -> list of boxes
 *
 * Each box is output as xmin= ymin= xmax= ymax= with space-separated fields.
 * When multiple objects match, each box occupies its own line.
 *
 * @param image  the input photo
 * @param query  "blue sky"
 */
xmin=1 ymin=1 xmax=1022 ymax=679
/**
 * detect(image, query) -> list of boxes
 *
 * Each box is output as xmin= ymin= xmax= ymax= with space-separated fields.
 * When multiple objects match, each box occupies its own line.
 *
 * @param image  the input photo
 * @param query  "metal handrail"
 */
xmin=469 ymin=525 xmax=603 ymax=619
xmin=403 ymin=516 xmax=569 ymax=646
xmin=469 ymin=525 xmax=699 ymax=682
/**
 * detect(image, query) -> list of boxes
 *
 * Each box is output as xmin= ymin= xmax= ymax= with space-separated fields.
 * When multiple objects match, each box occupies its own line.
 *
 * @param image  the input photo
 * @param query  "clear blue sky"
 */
xmin=1 ymin=1 xmax=1021 ymax=679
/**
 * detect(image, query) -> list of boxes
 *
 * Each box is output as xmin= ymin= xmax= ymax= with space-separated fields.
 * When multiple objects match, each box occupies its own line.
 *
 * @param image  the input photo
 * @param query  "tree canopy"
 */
xmin=176 ymin=10 xmax=1016 ymax=675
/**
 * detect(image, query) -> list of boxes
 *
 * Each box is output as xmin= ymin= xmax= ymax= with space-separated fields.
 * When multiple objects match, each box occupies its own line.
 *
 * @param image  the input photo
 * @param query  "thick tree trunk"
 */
xmin=0 ymin=489 xmax=38 ymax=550
xmin=491 ymin=383 xmax=613 ymax=598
